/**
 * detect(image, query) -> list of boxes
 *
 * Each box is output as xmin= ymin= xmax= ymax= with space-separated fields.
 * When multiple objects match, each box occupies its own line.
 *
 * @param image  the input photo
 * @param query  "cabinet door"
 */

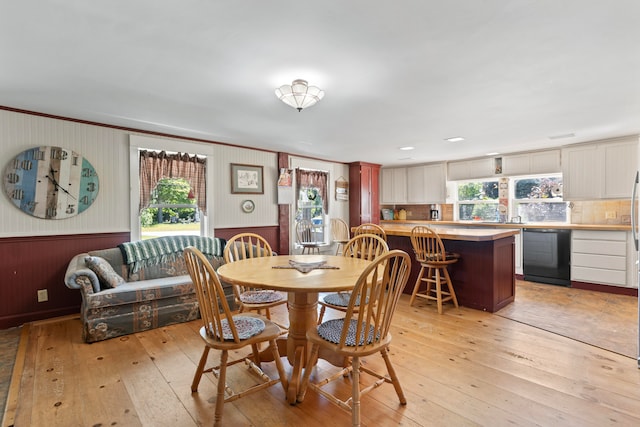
xmin=530 ymin=150 xmax=560 ymax=174
xmin=406 ymin=166 xmax=426 ymax=203
xmin=602 ymin=140 xmax=638 ymax=199
xmin=502 ymin=153 xmax=531 ymax=175
xmin=423 ymin=163 xmax=446 ymax=203
xmin=447 ymin=158 xmax=493 ymax=180
xmin=380 ymin=168 xmax=407 ymax=204
xmin=561 ymin=145 xmax=601 ymax=200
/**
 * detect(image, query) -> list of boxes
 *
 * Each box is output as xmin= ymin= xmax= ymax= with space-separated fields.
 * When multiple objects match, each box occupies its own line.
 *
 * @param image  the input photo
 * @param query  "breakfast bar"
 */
xmin=380 ymin=224 xmax=520 ymax=312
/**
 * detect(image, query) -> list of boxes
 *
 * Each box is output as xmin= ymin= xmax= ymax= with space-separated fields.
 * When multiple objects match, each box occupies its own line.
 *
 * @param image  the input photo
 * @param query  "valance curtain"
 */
xmin=295 ymin=169 xmax=329 ymax=214
xmin=139 ymin=150 xmax=207 ymax=214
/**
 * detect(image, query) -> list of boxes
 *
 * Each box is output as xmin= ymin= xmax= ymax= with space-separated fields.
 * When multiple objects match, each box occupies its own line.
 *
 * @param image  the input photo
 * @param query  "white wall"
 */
xmin=0 ymin=109 xmax=348 ymax=238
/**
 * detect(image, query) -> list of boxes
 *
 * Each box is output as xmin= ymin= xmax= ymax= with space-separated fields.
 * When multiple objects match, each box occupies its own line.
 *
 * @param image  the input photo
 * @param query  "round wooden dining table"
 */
xmin=217 ymin=254 xmax=372 ymax=404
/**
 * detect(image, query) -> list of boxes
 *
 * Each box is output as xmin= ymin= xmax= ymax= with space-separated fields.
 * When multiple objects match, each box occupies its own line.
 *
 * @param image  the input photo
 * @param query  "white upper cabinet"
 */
xmin=406 ymin=163 xmax=446 ymax=204
xmin=447 ymin=157 xmax=494 ymax=181
xmin=502 ymin=150 xmax=561 ymax=176
xmin=562 ymin=137 xmax=638 ymax=200
xmin=380 ymin=167 xmax=407 ymax=204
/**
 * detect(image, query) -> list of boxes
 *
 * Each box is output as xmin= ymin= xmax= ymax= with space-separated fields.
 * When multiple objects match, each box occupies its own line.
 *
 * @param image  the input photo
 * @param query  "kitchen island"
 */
xmin=381 ymin=224 xmax=519 ymax=312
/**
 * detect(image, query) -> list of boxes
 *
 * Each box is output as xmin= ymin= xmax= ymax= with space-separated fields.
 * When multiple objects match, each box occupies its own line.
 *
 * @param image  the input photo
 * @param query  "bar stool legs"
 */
xmin=409 ymin=261 xmax=459 ymax=314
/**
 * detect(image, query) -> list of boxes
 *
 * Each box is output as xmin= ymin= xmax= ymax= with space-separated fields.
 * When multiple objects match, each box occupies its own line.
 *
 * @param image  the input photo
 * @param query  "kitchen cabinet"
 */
xmin=406 ymin=163 xmax=446 ymax=204
xmin=502 ymin=150 xmax=561 ymax=176
xmin=562 ymin=137 xmax=638 ymax=200
xmin=571 ymin=230 xmax=631 ymax=287
xmin=349 ymin=162 xmax=380 ymax=227
xmin=380 ymin=167 xmax=407 ymax=204
xmin=447 ymin=157 xmax=494 ymax=181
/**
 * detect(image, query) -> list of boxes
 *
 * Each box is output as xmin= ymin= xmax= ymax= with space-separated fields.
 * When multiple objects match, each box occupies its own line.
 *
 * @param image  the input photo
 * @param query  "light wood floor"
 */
xmin=4 ymin=282 xmax=640 ymax=427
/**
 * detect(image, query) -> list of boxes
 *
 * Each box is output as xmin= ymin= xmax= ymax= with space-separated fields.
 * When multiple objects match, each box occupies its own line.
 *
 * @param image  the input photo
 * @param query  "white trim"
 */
xmin=128 ymin=134 xmax=216 ymax=241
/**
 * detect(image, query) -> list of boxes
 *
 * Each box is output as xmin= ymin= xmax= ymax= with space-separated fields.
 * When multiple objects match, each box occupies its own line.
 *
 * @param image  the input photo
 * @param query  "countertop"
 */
xmin=380 ymin=219 xmax=632 ymax=232
xmin=379 ymin=223 xmax=520 ymax=241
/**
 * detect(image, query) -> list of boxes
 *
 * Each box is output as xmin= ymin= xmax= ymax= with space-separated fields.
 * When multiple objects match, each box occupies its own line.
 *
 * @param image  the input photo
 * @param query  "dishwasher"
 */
xmin=522 ymin=228 xmax=571 ymax=286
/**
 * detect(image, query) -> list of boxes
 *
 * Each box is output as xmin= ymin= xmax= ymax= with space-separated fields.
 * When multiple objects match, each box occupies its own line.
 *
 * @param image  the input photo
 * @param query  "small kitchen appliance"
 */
xmin=430 ymin=204 xmax=440 ymax=220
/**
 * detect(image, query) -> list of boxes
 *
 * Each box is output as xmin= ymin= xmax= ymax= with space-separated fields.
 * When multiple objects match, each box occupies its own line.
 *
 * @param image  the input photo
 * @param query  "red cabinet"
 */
xmin=349 ymin=162 xmax=381 ymax=227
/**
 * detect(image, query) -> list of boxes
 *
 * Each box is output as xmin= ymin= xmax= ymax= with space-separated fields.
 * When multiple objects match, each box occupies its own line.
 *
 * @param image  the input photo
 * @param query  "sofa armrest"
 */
xmin=65 ymin=253 xmax=101 ymax=294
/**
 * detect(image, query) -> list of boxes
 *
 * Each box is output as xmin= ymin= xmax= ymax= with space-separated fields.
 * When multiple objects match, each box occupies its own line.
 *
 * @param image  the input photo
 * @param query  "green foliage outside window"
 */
xmin=140 ymin=178 xmax=197 ymax=227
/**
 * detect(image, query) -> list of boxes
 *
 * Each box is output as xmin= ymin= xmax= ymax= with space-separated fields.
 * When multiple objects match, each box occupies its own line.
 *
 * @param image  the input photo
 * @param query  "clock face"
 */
xmin=3 ymin=146 xmax=99 ymax=219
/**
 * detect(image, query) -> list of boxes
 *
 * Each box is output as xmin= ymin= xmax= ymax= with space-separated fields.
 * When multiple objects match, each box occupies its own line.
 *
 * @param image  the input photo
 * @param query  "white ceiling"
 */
xmin=1 ymin=1 xmax=639 ymax=166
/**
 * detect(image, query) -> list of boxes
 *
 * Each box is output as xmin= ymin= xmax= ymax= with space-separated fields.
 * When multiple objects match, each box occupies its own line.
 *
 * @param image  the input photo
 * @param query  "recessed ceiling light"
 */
xmin=398 ymin=157 xmax=414 ymax=161
xmin=548 ymin=133 xmax=575 ymax=140
xmin=485 ymin=152 xmax=500 ymax=156
xmin=445 ymin=136 xmax=465 ymax=142
xmin=399 ymin=146 xmax=414 ymax=151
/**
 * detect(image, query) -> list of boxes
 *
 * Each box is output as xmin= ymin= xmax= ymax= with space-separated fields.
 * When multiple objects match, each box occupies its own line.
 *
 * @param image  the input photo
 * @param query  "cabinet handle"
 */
xmin=632 ymin=171 xmax=638 ymax=251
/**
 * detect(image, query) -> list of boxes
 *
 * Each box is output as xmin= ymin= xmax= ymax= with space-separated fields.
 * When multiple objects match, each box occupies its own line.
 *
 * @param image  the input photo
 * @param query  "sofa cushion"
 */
xmin=85 ymin=256 xmax=126 ymax=290
xmin=85 ymin=275 xmax=194 ymax=309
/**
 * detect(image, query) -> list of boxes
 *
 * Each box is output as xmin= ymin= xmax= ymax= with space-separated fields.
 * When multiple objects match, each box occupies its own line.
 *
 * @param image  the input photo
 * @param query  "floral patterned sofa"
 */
xmin=64 ymin=235 xmax=228 ymax=343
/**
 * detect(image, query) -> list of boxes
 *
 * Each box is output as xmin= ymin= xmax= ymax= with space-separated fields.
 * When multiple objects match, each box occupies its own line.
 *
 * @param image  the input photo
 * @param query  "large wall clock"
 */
xmin=3 ymin=146 xmax=99 ymax=219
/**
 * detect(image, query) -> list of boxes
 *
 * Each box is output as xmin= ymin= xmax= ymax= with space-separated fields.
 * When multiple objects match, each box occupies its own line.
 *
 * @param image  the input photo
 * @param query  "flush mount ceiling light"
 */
xmin=275 ymin=79 xmax=324 ymax=112
xmin=399 ymin=146 xmax=415 ymax=151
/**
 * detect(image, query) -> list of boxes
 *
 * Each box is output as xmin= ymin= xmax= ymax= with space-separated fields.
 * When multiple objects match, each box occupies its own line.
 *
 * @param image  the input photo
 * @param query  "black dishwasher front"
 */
xmin=523 ymin=228 xmax=571 ymax=286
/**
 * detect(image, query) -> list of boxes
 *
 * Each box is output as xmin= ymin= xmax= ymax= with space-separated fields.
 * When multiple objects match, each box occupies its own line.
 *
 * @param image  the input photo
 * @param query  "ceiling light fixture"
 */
xmin=399 ymin=146 xmax=415 ymax=151
xmin=445 ymin=136 xmax=465 ymax=142
xmin=275 ymin=79 xmax=324 ymax=112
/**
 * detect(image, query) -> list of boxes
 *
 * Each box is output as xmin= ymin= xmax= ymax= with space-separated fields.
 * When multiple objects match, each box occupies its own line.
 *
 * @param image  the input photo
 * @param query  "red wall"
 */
xmin=0 ymin=232 xmax=130 ymax=329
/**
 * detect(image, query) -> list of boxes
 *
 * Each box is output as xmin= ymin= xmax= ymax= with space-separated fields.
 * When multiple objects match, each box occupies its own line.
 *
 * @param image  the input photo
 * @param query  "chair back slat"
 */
xmin=342 ymin=234 xmax=389 ymax=261
xmin=353 ymin=223 xmax=387 ymax=241
xmin=338 ymin=250 xmax=411 ymax=352
xmin=409 ymin=225 xmax=447 ymax=262
xmin=223 ymin=233 xmax=274 ymax=296
xmin=184 ymin=246 xmax=241 ymax=344
xmin=296 ymin=219 xmax=316 ymax=244
xmin=330 ymin=218 xmax=350 ymax=241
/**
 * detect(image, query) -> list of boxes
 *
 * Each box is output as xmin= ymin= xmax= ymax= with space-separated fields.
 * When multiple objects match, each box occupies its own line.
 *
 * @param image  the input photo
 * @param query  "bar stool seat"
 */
xmin=409 ymin=225 xmax=459 ymax=314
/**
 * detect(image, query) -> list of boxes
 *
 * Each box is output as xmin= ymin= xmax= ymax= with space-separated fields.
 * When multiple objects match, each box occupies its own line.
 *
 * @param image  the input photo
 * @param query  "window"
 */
xmin=457 ymin=180 xmax=499 ymax=221
xmin=295 ymin=169 xmax=329 ymax=244
xmin=513 ymin=176 xmax=567 ymax=222
xmin=453 ymin=174 xmax=567 ymax=223
xmin=140 ymin=178 xmax=200 ymax=239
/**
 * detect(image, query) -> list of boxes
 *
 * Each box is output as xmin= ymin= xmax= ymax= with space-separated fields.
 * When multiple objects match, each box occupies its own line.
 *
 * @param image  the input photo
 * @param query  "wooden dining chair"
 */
xmin=330 ymin=217 xmax=351 ymax=255
xmin=317 ymin=234 xmax=389 ymax=324
xmin=296 ymin=219 xmax=321 ymax=254
xmin=223 ymin=233 xmax=288 ymax=327
xmin=183 ymin=246 xmax=288 ymax=427
xmin=353 ymin=223 xmax=387 ymax=241
xmin=409 ymin=225 xmax=460 ymax=314
xmin=298 ymin=250 xmax=411 ymax=427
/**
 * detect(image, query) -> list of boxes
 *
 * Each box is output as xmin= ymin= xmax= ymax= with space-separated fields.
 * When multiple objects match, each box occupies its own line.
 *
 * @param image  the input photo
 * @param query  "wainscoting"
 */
xmin=0 ymin=232 xmax=130 ymax=329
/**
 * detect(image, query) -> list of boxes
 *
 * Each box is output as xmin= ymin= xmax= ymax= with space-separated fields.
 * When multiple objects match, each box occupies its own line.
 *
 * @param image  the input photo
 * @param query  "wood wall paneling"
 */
xmin=0 ymin=232 xmax=130 ymax=329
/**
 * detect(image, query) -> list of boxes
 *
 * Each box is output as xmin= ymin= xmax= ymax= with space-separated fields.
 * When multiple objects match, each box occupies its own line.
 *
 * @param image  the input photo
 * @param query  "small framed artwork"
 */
xmin=230 ymin=163 xmax=264 ymax=194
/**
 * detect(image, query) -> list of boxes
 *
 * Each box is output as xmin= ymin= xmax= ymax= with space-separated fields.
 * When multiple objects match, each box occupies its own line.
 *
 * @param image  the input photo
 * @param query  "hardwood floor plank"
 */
xmin=7 ymin=283 xmax=640 ymax=426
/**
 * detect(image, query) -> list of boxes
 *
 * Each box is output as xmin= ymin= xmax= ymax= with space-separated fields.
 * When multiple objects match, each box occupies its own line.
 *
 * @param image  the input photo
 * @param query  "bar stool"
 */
xmin=409 ymin=225 xmax=459 ymax=314
xmin=353 ymin=223 xmax=387 ymax=241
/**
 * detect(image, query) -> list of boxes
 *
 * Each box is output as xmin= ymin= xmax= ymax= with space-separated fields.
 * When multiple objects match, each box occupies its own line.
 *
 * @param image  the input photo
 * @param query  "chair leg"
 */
xmin=380 ymin=347 xmax=407 ymax=405
xmin=191 ymin=346 xmax=210 ymax=392
xmin=409 ymin=265 xmax=425 ymax=306
xmin=297 ymin=343 xmax=320 ymax=402
xmin=443 ymin=267 xmax=459 ymax=308
xmin=318 ymin=304 xmax=327 ymax=325
xmin=434 ymin=268 xmax=443 ymax=314
xmin=214 ymin=350 xmax=229 ymax=427
xmin=351 ymin=356 xmax=361 ymax=427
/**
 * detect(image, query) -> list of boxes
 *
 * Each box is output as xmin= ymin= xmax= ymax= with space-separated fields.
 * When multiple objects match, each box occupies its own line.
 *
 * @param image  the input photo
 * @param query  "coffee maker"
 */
xmin=430 ymin=204 xmax=440 ymax=220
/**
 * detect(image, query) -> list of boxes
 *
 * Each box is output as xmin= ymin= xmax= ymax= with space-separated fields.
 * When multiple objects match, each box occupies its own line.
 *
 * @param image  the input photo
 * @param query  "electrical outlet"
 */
xmin=37 ymin=289 xmax=48 ymax=303
xmin=605 ymin=211 xmax=617 ymax=219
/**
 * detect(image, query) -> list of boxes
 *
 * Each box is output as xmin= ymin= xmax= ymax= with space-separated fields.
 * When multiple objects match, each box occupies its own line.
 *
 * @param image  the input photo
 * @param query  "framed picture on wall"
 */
xmin=231 ymin=163 xmax=264 ymax=194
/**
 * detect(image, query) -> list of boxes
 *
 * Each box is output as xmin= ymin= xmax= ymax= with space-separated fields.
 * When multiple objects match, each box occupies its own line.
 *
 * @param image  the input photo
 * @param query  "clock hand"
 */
xmin=47 ymin=167 xmax=77 ymax=200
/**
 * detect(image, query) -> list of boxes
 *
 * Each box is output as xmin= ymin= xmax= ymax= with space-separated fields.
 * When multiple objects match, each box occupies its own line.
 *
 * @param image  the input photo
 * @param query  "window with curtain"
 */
xmin=138 ymin=150 xmax=206 ymax=237
xmin=295 ymin=169 xmax=329 ymax=244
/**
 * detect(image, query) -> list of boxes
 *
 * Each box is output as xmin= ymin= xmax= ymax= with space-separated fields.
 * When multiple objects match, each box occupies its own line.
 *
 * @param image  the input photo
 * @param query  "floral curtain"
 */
xmin=295 ymin=168 xmax=329 ymax=214
xmin=139 ymin=150 xmax=207 ymax=214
